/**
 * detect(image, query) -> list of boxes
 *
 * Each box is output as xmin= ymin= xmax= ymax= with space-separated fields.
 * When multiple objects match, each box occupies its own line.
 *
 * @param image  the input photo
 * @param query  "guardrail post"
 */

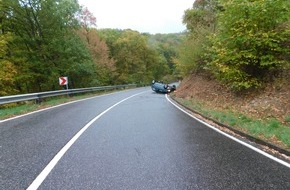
xmin=35 ymin=95 xmax=42 ymax=104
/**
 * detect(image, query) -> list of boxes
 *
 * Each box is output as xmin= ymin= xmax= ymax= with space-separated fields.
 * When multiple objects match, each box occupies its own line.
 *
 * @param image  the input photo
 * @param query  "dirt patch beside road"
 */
xmin=174 ymin=73 xmax=290 ymax=125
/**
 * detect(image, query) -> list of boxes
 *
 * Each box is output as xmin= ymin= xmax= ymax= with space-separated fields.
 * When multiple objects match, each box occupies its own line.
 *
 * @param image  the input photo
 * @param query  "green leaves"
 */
xmin=97 ymin=29 xmax=177 ymax=85
xmin=176 ymin=0 xmax=217 ymax=76
xmin=210 ymin=0 xmax=290 ymax=90
xmin=113 ymin=30 xmax=152 ymax=84
xmin=178 ymin=0 xmax=290 ymax=91
xmin=0 ymin=0 xmax=108 ymax=93
xmin=0 ymin=1 xmax=184 ymax=95
xmin=0 ymin=32 xmax=17 ymax=95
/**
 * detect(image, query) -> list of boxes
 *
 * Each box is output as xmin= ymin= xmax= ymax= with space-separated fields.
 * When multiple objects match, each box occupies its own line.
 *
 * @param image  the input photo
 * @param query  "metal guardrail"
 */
xmin=0 ymin=84 xmax=136 ymax=105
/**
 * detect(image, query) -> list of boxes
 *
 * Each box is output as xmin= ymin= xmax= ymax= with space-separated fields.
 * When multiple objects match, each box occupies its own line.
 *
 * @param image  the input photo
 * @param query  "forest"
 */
xmin=177 ymin=0 xmax=290 ymax=91
xmin=1 ymin=0 xmax=289 ymax=96
xmin=174 ymin=0 xmax=290 ymax=149
xmin=0 ymin=0 xmax=182 ymax=96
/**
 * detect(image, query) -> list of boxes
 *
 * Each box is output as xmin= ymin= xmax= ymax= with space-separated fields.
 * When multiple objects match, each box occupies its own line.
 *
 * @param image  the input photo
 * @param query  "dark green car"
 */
xmin=151 ymin=81 xmax=176 ymax=93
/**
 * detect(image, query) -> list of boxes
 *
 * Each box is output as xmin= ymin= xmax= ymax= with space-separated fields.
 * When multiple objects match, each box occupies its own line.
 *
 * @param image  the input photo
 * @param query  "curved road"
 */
xmin=0 ymin=87 xmax=289 ymax=189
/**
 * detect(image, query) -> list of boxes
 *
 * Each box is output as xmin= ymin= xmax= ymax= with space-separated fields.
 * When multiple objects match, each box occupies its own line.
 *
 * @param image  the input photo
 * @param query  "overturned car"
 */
xmin=151 ymin=81 xmax=176 ymax=93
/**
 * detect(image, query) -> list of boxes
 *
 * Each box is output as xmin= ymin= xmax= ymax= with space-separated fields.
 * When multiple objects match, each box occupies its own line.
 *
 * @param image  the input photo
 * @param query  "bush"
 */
xmin=208 ymin=0 xmax=290 ymax=91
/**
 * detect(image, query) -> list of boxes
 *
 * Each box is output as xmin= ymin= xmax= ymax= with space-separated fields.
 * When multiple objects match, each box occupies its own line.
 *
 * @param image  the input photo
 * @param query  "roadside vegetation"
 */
xmin=172 ymin=0 xmax=290 ymax=150
xmin=176 ymin=0 xmax=290 ymax=91
xmin=0 ymin=0 xmax=181 ymax=96
xmin=173 ymin=96 xmax=290 ymax=150
xmin=0 ymin=90 xmax=114 ymax=120
xmin=1 ymin=0 xmax=289 ymax=151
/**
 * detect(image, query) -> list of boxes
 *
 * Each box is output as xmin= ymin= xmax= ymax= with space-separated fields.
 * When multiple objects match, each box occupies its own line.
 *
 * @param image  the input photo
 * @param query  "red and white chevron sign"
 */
xmin=59 ymin=77 xmax=68 ymax=85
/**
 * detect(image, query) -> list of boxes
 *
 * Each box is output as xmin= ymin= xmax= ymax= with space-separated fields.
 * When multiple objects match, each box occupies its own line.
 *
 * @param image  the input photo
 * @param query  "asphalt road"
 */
xmin=0 ymin=87 xmax=289 ymax=190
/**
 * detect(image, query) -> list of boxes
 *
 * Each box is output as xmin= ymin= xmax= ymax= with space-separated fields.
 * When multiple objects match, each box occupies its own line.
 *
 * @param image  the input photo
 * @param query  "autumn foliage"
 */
xmin=177 ymin=0 xmax=290 ymax=91
xmin=0 ymin=0 xmax=180 ymax=95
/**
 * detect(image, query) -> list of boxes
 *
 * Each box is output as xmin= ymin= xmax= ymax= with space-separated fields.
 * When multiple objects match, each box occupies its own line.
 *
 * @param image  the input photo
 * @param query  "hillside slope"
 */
xmin=175 ymin=73 xmax=290 ymax=125
xmin=173 ymin=72 xmax=290 ymax=154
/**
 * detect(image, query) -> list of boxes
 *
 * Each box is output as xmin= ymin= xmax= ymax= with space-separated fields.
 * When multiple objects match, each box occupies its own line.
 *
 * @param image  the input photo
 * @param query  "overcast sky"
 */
xmin=77 ymin=0 xmax=195 ymax=34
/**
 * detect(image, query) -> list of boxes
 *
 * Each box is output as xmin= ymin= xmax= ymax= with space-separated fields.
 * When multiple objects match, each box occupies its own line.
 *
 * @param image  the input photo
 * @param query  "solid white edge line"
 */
xmin=165 ymin=94 xmax=290 ymax=169
xmin=26 ymin=91 xmax=146 ymax=190
xmin=0 ymin=90 xmax=126 ymax=123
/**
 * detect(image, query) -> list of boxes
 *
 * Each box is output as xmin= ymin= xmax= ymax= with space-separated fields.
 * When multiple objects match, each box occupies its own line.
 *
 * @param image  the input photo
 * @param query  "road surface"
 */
xmin=0 ymin=87 xmax=289 ymax=189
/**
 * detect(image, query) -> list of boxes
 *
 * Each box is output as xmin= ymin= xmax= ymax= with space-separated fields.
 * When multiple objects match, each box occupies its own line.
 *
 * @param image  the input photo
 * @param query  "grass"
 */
xmin=285 ymin=115 xmax=290 ymax=123
xmin=1 ymin=90 xmax=289 ymax=150
xmin=0 ymin=91 xmax=112 ymax=120
xmin=174 ymin=97 xmax=290 ymax=150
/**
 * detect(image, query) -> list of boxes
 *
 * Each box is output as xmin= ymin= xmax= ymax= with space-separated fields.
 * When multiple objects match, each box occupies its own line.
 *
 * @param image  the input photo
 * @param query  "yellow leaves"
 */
xmin=0 ymin=33 xmax=15 ymax=80
xmin=0 ymin=60 xmax=16 ymax=79
xmin=216 ymin=62 xmax=230 ymax=73
xmin=0 ymin=31 xmax=17 ymax=95
xmin=0 ymin=32 xmax=13 ymax=56
xmin=0 ymin=60 xmax=17 ymax=95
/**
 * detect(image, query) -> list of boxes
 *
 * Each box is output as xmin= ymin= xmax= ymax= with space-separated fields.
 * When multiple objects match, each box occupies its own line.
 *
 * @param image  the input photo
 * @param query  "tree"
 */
xmin=0 ymin=0 xmax=98 ymax=92
xmin=175 ymin=0 xmax=217 ymax=76
xmin=0 ymin=32 xmax=17 ymax=95
xmin=98 ymin=29 xmax=179 ymax=84
xmin=209 ymin=0 xmax=290 ymax=90
xmin=77 ymin=27 xmax=116 ymax=85
xmin=113 ymin=30 xmax=147 ymax=83
xmin=97 ymin=29 xmax=123 ymax=58
xmin=105 ymin=29 xmax=165 ymax=84
xmin=76 ymin=8 xmax=117 ymax=85
xmin=183 ymin=0 xmax=217 ymax=35
xmin=148 ymin=33 xmax=183 ymax=76
xmin=77 ymin=7 xmax=97 ymax=29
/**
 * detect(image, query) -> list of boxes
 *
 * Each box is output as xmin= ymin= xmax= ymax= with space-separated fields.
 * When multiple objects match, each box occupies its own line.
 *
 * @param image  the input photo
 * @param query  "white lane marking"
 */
xmin=26 ymin=91 xmax=147 ymax=190
xmin=0 ymin=90 xmax=135 ymax=123
xmin=166 ymin=95 xmax=290 ymax=168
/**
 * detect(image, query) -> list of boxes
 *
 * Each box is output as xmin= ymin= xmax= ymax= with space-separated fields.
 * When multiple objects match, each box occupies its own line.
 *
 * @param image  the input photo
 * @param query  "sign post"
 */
xmin=59 ymin=77 xmax=68 ymax=90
